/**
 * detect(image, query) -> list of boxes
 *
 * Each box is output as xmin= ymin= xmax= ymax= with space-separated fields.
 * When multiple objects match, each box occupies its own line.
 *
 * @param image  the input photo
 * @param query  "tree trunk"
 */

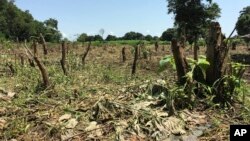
xmin=82 ymin=41 xmax=91 ymax=65
xmin=155 ymin=41 xmax=159 ymax=52
xmin=171 ymin=39 xmax=188 ymax=85
xmin=121 ymin=47 xmax=126 ymax=62
xmin=206 ymin=22 xmax=230 ymax=85
xmin=194 ymin=40 xmax=199 ymax=60
xmin=28 ymin=59 xmax=35 ymax=67
xmin=162 ymin=45 xmax=165 ymax=51
xmin=138 ymin=46 xmax=141 ymax=59
xmin=232 ymin=42 xmax=236 ymax=50
xmin=131 ymin=45 xmax=138 ymax=75
xmin=60 ymin=41 xmax=68 ymax=75
xmin=20 ymin=54 xmax=24 ymax=66
xmin=6 ymin=63 xmax=15 ymax=76
xmin=39 ymin=33 xmax=48 ymax=55
xmin=34 ymin=56 xmax=50 ymax=88
xmin=33 ymin=40 xmax=38 ymax=57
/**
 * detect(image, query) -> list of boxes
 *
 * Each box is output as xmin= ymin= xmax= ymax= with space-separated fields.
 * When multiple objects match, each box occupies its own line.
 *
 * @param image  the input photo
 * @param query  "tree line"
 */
xmin=0 ymin=0 xmax=249 ymax=44
xmin=77 ymin=31 xmax=162 ymax=42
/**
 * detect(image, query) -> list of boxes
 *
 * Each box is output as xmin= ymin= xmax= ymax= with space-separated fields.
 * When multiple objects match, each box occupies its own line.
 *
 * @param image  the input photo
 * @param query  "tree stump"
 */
xmin=61 ymin=41 xmax=68 ymax=75
xmin=33 ymin=40 xmax=38 ymax=57
xmin=82 ymin=41 xmax=91 ymax=65
xmin=171 ymin=39 xmax=188 ymax=84
xmin=39 ymin=33 xmax=48 ymax=55
xmin=121 ymin=47 xmax=126 ymax=62
xmin=155 ymin=41 xmax=159 ymax=52
xmin=131 ymin=45 xmax=138 ymax=75
xmin=206 ymin=22 xmax=229 ymax=85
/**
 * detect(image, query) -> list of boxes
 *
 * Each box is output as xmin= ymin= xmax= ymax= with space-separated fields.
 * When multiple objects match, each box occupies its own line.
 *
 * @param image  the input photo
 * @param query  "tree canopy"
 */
xmin=160 ymin=28 xmax=177 ymax=41
xmin=122 ymin=32 xmax=144 ymax=40
xmin=236 ymin=6 xmax=250 ymax=44
xmin=77 ymin=33 xmax=88 ymax=42
xmin=166 ymin=0 xmax=221 ymax=42
xmin=0 ymin=0 xmax=62 ymax=42
xmin=106 ymin=35 xmax=118 ymax=41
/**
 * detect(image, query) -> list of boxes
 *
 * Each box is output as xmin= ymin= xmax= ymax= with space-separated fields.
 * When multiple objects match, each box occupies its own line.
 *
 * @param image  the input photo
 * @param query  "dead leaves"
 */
xmin=0 ymin=118 xmax=7 ymax=130
xmin=84 ymin=121 xmax=103 ymax=138
xmin=59 ymin=114 xmax=72 ymax=122
xmin=0 ymin=88 xmax=16 ymax=101
xmin=58 ymin=114 xmax=78 ymax=129
xmin=65 ymin=118 xmax=78 ymax=129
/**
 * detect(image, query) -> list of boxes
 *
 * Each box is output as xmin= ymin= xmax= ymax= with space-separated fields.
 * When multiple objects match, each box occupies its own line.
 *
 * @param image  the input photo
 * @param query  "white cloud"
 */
xmin=146 ymin=30 xmax=151 ymax=33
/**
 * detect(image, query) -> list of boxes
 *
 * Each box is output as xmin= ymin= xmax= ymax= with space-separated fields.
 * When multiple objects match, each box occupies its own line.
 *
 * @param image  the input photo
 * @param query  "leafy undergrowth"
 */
xmin=0 ymin=44 xmax=249 ymax=140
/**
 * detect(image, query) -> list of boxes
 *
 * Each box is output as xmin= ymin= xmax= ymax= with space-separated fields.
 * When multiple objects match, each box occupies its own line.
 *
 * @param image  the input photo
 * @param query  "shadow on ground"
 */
xmin=231 ymin=54 xmax=250 ymax=65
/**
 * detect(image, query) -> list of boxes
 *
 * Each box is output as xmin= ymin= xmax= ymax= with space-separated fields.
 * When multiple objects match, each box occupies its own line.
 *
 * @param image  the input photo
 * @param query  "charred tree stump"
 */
xmin=206 ymin=22 xmax=229 ymax=85
xmin=39 ymin=33 xmax=48 ymax=56
xmin=60 ymin=41 xmax=68 ymax=75
xmin=121 ymin=47 xmax=126 ymax=62
xmin=82 ymin=41 xmax=91 ymax=66
xmin=171 ymin=39 xmax=188 ymax=84
xmin=131 ymin=45 xmax=139 ymax=75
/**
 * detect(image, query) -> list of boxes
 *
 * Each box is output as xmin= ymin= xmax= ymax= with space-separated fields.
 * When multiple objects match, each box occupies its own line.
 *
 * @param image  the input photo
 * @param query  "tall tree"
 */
xmin=44 ymin=18 xmax=58 ymax=30
xmin=43 ymin=18 xmax=62 ymax=42
xmin=77 ymin=33 xmax=88 ymax=42
xmin=122 ymin=32 xmax=144 ymax=40
xmin=106 ymin=35 xmax=117 ymax=41
xmin=236 ymin=6 xmax=250 ymax=47
xmin=166 ymin=0 xmax=221 ymax=60
xmin=161 ymin=28 xmax=177 ymax=41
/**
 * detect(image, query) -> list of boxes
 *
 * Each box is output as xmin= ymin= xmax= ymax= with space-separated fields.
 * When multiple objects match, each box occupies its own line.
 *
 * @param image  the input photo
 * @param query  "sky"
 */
xmin=15 ymin=0 xmax=250 ymax=40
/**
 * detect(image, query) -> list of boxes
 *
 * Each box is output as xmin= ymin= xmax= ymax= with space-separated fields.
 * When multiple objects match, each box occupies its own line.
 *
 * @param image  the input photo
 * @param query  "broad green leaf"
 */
xmin=197 ymin=59 xmax=210 ymax=78
xmin=159 ymin=55 xmax=175 ymax=72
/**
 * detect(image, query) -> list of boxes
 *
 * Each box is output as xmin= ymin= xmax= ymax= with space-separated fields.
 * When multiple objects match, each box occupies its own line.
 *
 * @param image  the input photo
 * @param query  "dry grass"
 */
xmin=0 ymin=42 xmax=249 ymax=140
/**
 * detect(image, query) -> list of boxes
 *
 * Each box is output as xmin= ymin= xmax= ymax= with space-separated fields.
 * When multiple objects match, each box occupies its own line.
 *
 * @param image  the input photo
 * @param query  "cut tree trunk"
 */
xmin=6 ymin=63 xmax=15 ymax=76
xmin=60 ymin=41 xmax=68 ymax=75
xmin=28 ymin=59 xmax=35 ymax=67
xmin=82 ymin=41 xmax=91 ymax=65
xmin=131 ymin=45 xmax=139 ymax=75
xmin=24 ymin=42 xmax=50 ymax=88
xmin=34 ymin=56 xmax=50 ymax=88
xmin=155 ymin=41 xmax=159 ymax=52
xmin=206 ymin=22 xmax=230 ymax=85
xmin=194 ymin=40 xmax=199 ymax=60
xmin=121 ymin=47 xmax=126 ymax=62
xmin=171 ymin=39 xmax=188 ymax=85
xmin=33 ymin=40 xmax=38 ymax=57
xmin=40 ymin=33 xmax=48 ymax=55
xmin=20 ymin=54 xmax=24 ymax=66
